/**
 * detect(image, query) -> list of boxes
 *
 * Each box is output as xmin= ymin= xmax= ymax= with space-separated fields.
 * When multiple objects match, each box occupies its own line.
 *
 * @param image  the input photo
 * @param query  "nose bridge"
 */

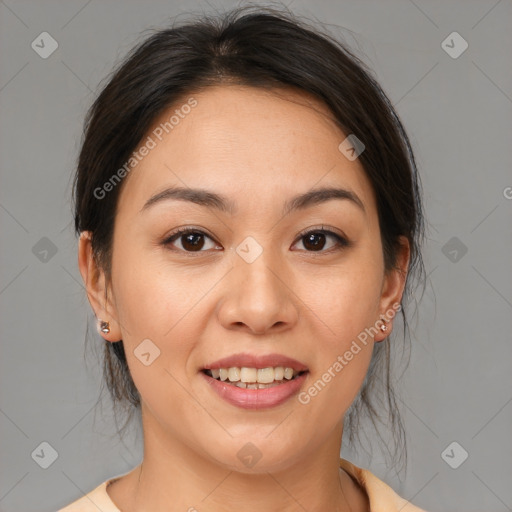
xmin=234 ymin=238 xmax=285 ymax=302
xmin=218 ymin=236 xmax=298 ymax=333
xmin=231 ymin=229 xmax=268 ymax=267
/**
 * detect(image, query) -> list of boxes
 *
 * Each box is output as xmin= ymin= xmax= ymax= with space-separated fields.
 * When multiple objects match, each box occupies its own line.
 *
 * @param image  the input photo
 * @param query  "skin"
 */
xmin=78 ymin=85 xmax=409 ymax=512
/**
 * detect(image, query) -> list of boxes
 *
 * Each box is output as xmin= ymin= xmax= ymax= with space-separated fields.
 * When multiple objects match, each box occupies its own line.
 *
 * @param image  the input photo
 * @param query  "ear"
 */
xmin=78 ymin=231 xmax=122 ymax=342
xmin=374 ymin=235 xmax=410 ymax=342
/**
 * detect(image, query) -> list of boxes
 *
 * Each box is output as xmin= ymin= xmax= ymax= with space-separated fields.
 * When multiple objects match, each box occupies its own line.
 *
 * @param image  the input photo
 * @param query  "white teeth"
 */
xmin=257 ymin=367 xmax=274 ymax=383
xmin=228 ymin=367 xmax=241 ymax=382
xmin=206 ymin=366 xmax=303 ymax=384
xmin=240 ymin=367 xmax=257 ymax=383
xmin=274 ymin=366 xmax=284 ymax=380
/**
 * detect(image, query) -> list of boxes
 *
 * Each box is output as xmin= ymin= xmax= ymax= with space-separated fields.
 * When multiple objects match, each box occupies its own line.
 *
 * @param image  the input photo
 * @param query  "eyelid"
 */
xmin=162 ymin=225 xmax=216 ymax=241
xmin=294 ymin=224 xmax=349 ymax=244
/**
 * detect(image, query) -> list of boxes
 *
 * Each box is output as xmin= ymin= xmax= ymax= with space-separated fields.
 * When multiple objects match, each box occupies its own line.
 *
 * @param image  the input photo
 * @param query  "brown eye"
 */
xmin=163 ymin=228 xmax=219 ymax=253
xmin=302 ymin=232 xmax=328 ymax=251
xmin=179 ymin=231 xmax=206 ymax=251
xmin=293 ymin=228 xmax=350 ymax=253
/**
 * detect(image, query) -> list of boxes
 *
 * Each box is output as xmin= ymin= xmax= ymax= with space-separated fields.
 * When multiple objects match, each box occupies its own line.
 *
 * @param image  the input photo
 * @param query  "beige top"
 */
xmin=58 ymin=458 xmax=427 ymax=511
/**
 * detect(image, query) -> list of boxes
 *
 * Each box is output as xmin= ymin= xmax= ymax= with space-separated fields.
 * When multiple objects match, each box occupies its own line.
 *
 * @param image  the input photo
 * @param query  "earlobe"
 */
xmin=77 ymin=231 xmax=122 ymax=342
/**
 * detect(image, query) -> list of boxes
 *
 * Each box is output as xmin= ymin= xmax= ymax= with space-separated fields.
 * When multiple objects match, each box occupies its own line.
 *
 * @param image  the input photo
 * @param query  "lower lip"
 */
xmin=200 ymin=371 xmax=308 ymax=410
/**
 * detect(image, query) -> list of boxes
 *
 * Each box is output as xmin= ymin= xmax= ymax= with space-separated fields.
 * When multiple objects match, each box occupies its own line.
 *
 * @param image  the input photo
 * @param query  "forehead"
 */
xmin=116 ymin=85 xmax=376 ymax=220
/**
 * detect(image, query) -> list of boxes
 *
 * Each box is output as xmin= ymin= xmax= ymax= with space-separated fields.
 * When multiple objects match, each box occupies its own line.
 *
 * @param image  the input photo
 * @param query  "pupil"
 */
xmin=304 ymin=232 xmax=325 ymax=251
xmin=183 ymin=233 xmax=204 ymax=251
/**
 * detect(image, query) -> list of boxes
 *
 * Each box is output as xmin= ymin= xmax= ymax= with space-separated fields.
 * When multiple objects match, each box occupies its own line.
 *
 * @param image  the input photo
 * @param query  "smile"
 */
xmin=202 ymin=366 xmax=305 ymax=388
xmin=200 ymin=367 xmax=309 ymax=409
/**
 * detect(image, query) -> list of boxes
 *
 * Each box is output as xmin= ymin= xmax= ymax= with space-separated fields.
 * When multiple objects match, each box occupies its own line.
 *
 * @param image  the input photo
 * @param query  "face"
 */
xmin=79 ymin=85 xmax=408 ymax=473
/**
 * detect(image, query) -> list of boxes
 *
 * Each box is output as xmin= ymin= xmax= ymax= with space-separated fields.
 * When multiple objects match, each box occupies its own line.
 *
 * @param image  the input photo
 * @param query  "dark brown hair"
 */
xmin=73 ymin=6 xmax=426 ymax=471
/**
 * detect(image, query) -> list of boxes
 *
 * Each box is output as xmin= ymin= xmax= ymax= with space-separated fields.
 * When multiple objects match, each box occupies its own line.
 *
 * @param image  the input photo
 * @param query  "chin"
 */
xmin=202 ymin=434 xmax=304 ymax=474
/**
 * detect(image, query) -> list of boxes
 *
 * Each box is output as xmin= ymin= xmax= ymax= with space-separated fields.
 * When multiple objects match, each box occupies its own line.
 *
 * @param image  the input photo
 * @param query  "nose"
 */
xmin=217 ymin=252 xmax=300 ymax=335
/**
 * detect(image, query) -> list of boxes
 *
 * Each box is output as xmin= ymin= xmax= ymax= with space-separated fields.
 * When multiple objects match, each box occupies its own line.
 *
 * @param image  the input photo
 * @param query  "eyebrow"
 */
xmin=140 ymin=185 xmax=365 ymax=216
xmin=141 ymin=186 xmax=237 ymax=215
xmin=282 ymin=186 xmax=365 ymax=216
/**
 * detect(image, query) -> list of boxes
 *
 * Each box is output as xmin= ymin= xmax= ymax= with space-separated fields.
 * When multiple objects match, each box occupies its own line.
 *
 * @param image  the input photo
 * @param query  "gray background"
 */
xmin=1 ymin=1 xmax=511 ymax=511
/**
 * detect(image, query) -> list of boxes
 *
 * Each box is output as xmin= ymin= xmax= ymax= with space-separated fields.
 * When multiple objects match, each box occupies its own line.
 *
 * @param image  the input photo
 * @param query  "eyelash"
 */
xmin=161 ymin=225 xmax=351 ymax=255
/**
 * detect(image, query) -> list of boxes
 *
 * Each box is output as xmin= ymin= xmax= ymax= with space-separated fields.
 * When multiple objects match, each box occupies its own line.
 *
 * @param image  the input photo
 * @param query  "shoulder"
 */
xmin=339 ymin=458 xmax=428 ymax=512
xmin=57 ymin=479 xmax=120 ymax=512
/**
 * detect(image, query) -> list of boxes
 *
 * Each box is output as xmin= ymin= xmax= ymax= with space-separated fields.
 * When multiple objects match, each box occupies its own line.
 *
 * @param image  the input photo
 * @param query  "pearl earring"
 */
xmin=100 ymin=320 xmax=110 ymax=334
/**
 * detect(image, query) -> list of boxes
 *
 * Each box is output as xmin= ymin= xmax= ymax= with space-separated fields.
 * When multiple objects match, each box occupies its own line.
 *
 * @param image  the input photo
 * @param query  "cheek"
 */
xmin=109 ymin=244 xmax=217 ymax=394
xmin=297 ymin=276 xmax=377 ymax=416
xmin=294 ymin=253 xmax=382 ymax=411
xmin=302 ymin=252 xmax=383 ymax=342
xmin=300 ymin=344 xmax=373 ymax=418
xmin=110 ymin=262 xmax=204 ymax=424
xmin=111 ymin=240 xmax=211 ymax=338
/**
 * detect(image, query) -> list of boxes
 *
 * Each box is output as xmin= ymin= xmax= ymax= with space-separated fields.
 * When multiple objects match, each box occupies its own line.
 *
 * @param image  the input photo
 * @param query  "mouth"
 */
xmin=199 ymin=353 xmax=309 ymax=409
xmin=201 ymin=367 xmax=308 ymax=389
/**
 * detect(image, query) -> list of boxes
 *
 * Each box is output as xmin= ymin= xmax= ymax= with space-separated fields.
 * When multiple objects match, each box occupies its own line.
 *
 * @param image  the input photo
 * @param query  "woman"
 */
xmin=60 ymin=6 xmax=427 ymax=511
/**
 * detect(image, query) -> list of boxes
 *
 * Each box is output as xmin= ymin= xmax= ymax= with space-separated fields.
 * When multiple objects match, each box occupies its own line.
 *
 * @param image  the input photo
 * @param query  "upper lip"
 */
xmin=203 ymin=352 xmax=309 ymax=372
